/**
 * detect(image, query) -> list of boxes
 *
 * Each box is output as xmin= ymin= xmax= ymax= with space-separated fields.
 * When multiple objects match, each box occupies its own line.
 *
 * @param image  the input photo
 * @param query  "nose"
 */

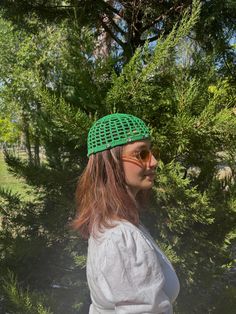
xmin=148 ymin=153 xmax=158 ymax=169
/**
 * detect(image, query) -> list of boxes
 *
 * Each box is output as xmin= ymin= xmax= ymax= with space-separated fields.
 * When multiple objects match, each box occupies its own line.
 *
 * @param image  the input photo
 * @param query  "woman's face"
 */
xmin=122 ymin=140 xmax=158 ymax=197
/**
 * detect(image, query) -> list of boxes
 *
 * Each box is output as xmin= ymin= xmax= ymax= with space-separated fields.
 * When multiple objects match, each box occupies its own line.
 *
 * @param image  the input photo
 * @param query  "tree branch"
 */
xmin=99 ymin=0 xmax=124 ymax=18
xmin=100 ymin=18 xmax=126 ymax=49
xmin=140 ymin=4 xmax=185 ymax=33
xmin=146 ymin=34 xmax=160 ymax=43
xmin=102 ymin=13 xmax=127 ymax=36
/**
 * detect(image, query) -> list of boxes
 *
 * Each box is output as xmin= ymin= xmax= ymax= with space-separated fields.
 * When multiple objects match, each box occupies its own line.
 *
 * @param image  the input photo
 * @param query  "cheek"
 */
xmin=123 ymin=162 xmax=143 ymax=182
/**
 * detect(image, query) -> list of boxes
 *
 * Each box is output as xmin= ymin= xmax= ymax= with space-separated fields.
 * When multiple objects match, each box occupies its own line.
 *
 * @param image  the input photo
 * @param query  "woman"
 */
xmin=73 ymin=113 xmax=180 ymax=314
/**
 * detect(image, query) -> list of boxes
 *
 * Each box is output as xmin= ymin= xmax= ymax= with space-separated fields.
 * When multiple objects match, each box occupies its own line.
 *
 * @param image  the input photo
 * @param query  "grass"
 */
xmin=0 ymin=151 xmax=35 ymax=201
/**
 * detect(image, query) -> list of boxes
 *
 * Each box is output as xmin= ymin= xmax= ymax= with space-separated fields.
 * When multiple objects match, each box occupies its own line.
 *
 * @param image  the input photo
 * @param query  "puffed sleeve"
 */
xmin=97 ymin=226 xmax=172 ymax=314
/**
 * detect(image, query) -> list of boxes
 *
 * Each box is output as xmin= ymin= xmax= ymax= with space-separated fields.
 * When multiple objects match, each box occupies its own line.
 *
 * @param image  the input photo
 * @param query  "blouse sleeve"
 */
xmin=97 ymin=226 xmax=172 ymax=314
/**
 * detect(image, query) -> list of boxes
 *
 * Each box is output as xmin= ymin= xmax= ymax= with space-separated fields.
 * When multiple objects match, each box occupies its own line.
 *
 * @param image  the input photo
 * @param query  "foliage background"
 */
xmin=0 ymin=1 xmax=235 ymax=313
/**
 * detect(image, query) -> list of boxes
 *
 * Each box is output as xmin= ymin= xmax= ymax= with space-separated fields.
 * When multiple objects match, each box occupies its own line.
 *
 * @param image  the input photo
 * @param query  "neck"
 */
xmin=127 ymin=186 xmax=139 ymax=198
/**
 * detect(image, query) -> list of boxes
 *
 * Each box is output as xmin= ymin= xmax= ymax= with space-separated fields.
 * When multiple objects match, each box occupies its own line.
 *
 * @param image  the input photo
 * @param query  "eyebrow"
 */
xmin=135 ymin=144 xmax=148 ymax=149
xmin=131 ymin=142 xmax=152 ymax=151
xmin=136 ymin=142 xmax=153 ymax=149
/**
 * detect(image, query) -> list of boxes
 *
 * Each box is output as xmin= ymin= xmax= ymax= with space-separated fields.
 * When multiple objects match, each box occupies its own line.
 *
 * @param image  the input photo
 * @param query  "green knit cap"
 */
xmin=87 ymin=113 xmax=150 ymax=156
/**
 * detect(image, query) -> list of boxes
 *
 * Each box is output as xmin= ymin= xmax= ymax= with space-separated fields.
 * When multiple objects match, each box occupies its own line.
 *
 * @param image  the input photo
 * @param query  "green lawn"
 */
xmin=0 ymin=151 xmax=35 ymax=201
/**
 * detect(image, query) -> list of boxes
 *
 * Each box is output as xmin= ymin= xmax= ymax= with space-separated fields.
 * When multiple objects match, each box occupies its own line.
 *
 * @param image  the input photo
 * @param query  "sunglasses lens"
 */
xmin=139 ymin=149 xmax=150 ymax=162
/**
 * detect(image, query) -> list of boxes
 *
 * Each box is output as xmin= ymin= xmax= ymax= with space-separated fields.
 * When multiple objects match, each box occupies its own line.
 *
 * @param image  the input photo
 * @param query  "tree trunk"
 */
xmin=21 ymin=110 xmax=33 ymax=164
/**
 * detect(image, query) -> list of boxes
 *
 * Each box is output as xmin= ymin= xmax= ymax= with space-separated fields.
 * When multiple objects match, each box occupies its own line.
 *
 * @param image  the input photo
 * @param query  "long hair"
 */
xmin=71 ymin=146 xmax=149 ymax=238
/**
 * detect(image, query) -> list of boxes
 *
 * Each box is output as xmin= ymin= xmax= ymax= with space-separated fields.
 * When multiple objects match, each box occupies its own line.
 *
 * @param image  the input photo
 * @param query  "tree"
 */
xmin=0 ymin=117 xmax=21 ymax=144
xmin=0 ymin=1 xmax=235 ymax=313
xmin=0 ymin=12 xmax=111 ymax=314
xmin=1 ymin=0 xmax=236 ymax=71
xmin=104 ymin=11 xmax=236 ymax=311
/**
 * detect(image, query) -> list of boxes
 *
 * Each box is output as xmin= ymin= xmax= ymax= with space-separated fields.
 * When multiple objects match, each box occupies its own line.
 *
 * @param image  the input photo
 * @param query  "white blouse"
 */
xmin=86 ymin=220 xmax=180 ymax=314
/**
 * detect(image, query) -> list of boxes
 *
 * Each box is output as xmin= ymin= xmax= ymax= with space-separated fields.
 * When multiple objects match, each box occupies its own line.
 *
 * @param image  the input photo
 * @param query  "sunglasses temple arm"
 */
xmin=121 ymin=157 xmax=144 ymax=169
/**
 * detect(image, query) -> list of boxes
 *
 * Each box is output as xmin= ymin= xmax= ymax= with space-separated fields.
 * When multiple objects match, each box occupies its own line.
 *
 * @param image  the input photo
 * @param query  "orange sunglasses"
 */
xmin=122 ymin=147 xmax=160 ymax=168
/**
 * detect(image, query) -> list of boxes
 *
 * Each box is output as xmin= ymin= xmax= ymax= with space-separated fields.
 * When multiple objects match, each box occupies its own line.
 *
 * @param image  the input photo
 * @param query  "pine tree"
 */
xmin=0 ymin=1 xmax=235 ymax=313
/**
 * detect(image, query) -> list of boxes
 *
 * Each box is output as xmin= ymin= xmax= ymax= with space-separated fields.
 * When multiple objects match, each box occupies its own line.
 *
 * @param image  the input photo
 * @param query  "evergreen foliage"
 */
xmin=1 ymin=1 xmax=236 ymax=70
xmin=0 ymin=0 xmax=235 ymax=313
xmin=2 ymin=271 xmax=52 ymax=314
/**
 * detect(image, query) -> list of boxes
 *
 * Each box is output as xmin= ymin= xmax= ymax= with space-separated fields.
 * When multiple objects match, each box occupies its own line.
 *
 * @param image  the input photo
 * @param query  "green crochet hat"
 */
xmin=87 ymin=113 xmax=150 ymax=156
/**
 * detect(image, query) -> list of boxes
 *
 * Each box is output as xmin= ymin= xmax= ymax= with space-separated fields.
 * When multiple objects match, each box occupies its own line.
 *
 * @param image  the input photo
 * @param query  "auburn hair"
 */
xmin=71 ymin=146 xmax=149 ymax=238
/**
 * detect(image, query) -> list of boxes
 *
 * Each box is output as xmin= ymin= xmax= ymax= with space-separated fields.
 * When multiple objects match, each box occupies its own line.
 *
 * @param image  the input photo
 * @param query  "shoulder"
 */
xmin=90 ymin=220 xmax=139 ymax=242
xmin=105 ymin=220 xmax=139 ymax=236
xmin=89 ymin=220 xmax=154 ymax=253
xmin=87 ymin=220 xmax=163 ymax=285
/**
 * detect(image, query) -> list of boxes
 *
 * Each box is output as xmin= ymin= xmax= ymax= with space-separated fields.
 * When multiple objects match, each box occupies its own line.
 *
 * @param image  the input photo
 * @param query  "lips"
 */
xmin=145 ymin=172 xmax=156 ymax=176
xmin=145 ymin=173 xmax=156 ymax=180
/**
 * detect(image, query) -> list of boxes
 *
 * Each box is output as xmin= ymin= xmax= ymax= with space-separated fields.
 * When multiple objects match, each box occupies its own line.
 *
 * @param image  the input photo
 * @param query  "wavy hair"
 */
xmin=71 ymin=146 xmax=149 ymax=238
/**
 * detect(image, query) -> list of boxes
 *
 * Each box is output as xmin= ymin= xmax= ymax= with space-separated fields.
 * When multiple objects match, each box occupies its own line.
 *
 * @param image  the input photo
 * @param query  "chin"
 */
xmin=141 ymin=182 xmax=154 ymax=190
